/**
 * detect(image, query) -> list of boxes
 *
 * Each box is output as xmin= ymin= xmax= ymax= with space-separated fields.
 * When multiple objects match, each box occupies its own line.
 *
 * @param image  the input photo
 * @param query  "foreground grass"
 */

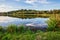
xmin=0 ymin=31 xmax=60 ymax=40
xmin=0 ymin=25 xmax=60 ymax=40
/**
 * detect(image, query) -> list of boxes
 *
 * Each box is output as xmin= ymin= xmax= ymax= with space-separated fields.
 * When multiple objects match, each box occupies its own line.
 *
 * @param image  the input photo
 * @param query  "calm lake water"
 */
xmin=0 ymin=16 xmax=48 ymax=27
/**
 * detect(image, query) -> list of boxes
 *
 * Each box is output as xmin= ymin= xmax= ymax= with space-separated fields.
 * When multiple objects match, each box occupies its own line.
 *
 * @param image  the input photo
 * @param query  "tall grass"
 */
xmin=0 ymin=24 xmax=60 ymax=40
xmin=47 ymin=16 xmax=57 ymax=31
xmin=47 ymin=14 xmax=60 ymax=31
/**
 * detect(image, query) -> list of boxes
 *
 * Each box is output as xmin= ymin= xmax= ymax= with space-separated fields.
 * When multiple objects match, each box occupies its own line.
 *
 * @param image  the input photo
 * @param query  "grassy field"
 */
xmin=0 ymin=31 xmax=60 ymax=40
xmin=0 ymin=24 xmax=60 ymax=40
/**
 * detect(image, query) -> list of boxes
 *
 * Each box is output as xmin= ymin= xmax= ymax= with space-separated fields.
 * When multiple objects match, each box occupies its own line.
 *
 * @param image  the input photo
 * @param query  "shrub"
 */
xmin=47 ymin=16 xmax=57 ymax=31
xmin=17 ymin=25 xmax=25 ymax=33
xmin=6 ymin=24 xmax=17 ymax=33
xmin=0 ymin=26 xmax=3 ymax=32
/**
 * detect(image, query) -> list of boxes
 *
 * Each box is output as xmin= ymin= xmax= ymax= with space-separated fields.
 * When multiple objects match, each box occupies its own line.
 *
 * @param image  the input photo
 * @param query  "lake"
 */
xmin=0 ymin=16 xmax=48 ymax=28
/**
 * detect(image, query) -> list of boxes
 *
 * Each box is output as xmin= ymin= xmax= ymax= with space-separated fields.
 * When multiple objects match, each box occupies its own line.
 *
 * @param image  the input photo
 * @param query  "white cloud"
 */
xmin=38 ymin=0 xmax=50 ymax=4
xmin=15 ymin=0 xmax=20 ymax=2
xmin=0 ymin=4 xmax=17 ymax=12
xmin=25 ymin=0 xmax=37 ymax=4
xmin=25 ymin=0 xmax=50 ymax=4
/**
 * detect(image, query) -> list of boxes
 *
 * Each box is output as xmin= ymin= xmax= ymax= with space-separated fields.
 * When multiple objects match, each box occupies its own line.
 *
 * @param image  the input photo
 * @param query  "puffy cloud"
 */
xmin=25 ymin=0 xmax=50 ymax=4
xmin=0 ymin=4 xmax=17 ymax=12
xmin=25 ymin=0 xmax=37 ymax=4
xmin=38 ymin=0 xmax=50 ymax=4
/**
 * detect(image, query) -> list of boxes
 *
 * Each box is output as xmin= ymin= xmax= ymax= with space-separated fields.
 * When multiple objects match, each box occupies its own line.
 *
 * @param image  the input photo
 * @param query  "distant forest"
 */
xmin=0 ymin=9 xmax=60 ymax=18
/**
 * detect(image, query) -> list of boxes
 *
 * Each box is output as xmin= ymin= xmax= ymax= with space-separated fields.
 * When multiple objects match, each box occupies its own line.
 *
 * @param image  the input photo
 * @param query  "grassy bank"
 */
xmin=0 ymin=31 xmax=60 ymax=40
xmin=0 ymin=25 xmax=60 ymax=40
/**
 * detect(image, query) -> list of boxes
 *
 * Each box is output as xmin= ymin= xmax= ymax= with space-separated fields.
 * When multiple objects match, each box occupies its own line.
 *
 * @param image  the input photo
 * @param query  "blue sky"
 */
xmin=0 ymin=0 xmax=60 ymax=12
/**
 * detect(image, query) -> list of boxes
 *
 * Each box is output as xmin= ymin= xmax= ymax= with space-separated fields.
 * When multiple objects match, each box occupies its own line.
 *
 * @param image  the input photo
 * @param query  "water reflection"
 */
xmin=0 ymin=16 xmax=48 ymax=27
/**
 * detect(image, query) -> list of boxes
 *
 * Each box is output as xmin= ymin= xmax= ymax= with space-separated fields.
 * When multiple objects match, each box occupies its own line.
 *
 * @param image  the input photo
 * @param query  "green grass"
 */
xmin=0 ymin=31 xmax=60 ymax=40
xmin=0 ymin=25 xmax=60 ymax=40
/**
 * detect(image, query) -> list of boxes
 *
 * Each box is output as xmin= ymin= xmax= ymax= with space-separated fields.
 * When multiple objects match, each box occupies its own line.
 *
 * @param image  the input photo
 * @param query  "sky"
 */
xmin=0 ymin=0 xmax=60 ymax=12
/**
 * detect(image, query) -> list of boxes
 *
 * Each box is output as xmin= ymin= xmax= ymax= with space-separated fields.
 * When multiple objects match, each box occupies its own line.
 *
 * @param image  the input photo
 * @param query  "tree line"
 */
xmin=0 ymin=9 xmax=60 ymax=18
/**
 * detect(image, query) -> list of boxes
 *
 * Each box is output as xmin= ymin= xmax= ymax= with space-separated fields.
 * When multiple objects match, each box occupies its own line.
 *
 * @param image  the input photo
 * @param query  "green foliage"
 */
xmin=0 ymin=26 xmax=3 ymax=32
xmin=17 ymin=25 xmax=25 ymax=33
xmin=1 ymin=9 xmax=60 ymax=18
xmin=0 ymin=25 xmax=60 ymax=40
xmin=47 ymin=16 xmax=57 ymax=31
xmin=0 ymin=31 xmax=60 ymax=40
xmin=6 ymin=24 xmax=17 ymax=33
xmin=54 ymin=28 xmax=60 ymax=31
xmin=35 ymin=32 xmax=60 ymax=40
